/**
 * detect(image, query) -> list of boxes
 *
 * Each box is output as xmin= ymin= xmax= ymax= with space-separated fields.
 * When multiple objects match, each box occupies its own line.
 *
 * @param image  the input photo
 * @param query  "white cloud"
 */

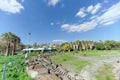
xmin=61 ymin=20 xmax=97 ymax=32
xmin=53 ymin=40 xmax=67 ymax=42
xmin=103 ymin=21 xmax=115 ymax=25
xmin=48 ymin=0 xmax=60 ymax=6
xmin=91 ymin=3 xmax=101 ymax=14
xmin=87 ymin=3 xmax=101 ymax=14
xmin=87 ymin=5 xmax=94 ymax=12
xmin=98 ymin=2 xmax=120 ymax=25
xmin=76 ymin=3 xmax=101 ymax=18
xmin=90 ymin=15 xmax=98 ymax=20
xmin=0 ymin=0 xmax=24 ymax=14
xmin=76 ymin=7 xmax=86 ymax=18
xmin=50 ymin=22 xmax=54 ymax=26
xmin=61 ymin=1 xmax=120 ymax=32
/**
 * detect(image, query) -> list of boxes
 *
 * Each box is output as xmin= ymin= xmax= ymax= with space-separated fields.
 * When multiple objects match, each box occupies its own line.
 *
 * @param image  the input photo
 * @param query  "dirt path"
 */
xmin=72 ymin=53 xmax=120 ymax=80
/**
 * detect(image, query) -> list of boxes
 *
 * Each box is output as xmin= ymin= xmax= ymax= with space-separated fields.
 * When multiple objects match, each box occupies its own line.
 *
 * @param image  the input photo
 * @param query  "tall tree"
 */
xmin=33 ymin=42 xmax=38 ymax=48
xmin=10 ymin=33 xmax=21 ymax=55
xmin=61 ymin=42 xmax=71 ymax=51
xmin=75 ymin=40 xmax=81 ymax=50
xmin=1 ymin=32 xmax=21 ymax=56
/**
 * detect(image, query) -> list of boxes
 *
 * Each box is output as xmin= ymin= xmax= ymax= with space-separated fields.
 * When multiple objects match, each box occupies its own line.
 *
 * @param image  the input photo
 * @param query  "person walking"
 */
xmin=25 ymin=52 xmax=28 ymax=60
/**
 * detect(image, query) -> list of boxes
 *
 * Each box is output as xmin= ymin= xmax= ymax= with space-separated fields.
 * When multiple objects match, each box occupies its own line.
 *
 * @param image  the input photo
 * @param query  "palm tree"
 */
xmin=10 ymin=33 xmax=20 ymax=55
xmin=1 ymin=32 xmax=21 ymax=56
xmin=81 ymin=41 xmax=86 ymax=51
xmin=73 ymin=42 xmax=77 ymax=50
xmin=84 ymin=41 xmax=89 ymax=50
xmin=76 ymin=40 xmax=82 ymax=51
xmin=89 ymin=41 xmax=94 ymax=50
xmin=1 ymin=32 xmax=10 ymax=56
xmin=69 ymin=42 xmax=74 ymax=51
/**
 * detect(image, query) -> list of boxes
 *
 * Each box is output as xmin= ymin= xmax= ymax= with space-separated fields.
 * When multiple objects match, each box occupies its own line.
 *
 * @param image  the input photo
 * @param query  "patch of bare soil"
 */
xmin=36 ymin=73 xmax=61 ymax=80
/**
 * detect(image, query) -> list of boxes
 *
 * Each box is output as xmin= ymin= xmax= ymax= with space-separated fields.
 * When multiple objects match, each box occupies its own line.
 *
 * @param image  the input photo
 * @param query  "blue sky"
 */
xmin=0 ymin=0 xmax=120 ymax=44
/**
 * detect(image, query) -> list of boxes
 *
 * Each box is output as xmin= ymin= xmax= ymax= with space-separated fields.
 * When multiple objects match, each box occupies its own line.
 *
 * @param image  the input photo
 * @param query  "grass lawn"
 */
xmin=51 ymin=53 xmax=90 ymax=73
xmin=68 ymin=60 xmax=90 ymax=73
xmin=96 ymin=64 xmax=115 ymax=80
xmin=0 ymin=50 xmax=117 ymax=79
xmin=0 ymin=53 xmax=36 ymax=80
xmin=74 ymin=50 xmax=120 ymax=56
xmin=51 ymin=53 xmax=75 ymax=63
xmin=51 ymin=50 xmax=120 ymax=78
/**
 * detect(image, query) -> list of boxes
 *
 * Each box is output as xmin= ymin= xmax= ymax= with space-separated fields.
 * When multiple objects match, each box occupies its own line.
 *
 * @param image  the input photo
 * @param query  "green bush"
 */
xmin=0 ymin=54 xmax=35 ymax=80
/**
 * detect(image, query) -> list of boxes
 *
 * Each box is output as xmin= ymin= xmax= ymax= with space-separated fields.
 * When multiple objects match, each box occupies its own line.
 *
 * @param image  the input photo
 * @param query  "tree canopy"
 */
xmin=0 ymin=32 xmax=22 ymax=56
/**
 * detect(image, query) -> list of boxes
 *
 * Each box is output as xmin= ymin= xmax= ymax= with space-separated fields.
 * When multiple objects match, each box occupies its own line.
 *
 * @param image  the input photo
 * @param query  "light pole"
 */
xmin=28 ymin=32 xmax=31 ymax=47
xmin=28 ymin=32 xmax=31 ymax=53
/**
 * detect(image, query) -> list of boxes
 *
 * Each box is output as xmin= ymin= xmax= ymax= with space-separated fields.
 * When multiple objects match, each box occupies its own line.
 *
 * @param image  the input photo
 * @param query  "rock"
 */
xmin=26 ymin=67 xmax=38 ymax=78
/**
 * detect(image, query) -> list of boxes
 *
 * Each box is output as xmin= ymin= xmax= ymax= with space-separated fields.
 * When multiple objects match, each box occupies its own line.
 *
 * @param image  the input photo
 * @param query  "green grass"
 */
xmin=51 ymin=50 xmax=120 ymax=73
xmin=51 ymin=53 xmax=90 ymax=73
xmin=68 ymin=60 xmax=90 ymax=73
xmin=0 ymin=53 xmax=36 ymax=80
xmin=96 ymin=64 xmax=115 ymax=80
xmin=51 ymin=53 xmax=75 ymax=63
xmin=75 ymin=50 xmax=120 ymax=56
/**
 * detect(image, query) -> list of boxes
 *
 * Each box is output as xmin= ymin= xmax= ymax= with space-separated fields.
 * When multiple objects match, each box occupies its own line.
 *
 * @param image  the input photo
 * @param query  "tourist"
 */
xmin=25 ymin=52 xmax=28 ymax=60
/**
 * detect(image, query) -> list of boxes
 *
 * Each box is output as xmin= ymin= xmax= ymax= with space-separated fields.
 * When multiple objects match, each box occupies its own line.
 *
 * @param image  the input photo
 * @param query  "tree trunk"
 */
xmin=6 ymin=42 xmax=10 ymax=56
xmin=12 ymin=41 xmax=16 ymax=55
